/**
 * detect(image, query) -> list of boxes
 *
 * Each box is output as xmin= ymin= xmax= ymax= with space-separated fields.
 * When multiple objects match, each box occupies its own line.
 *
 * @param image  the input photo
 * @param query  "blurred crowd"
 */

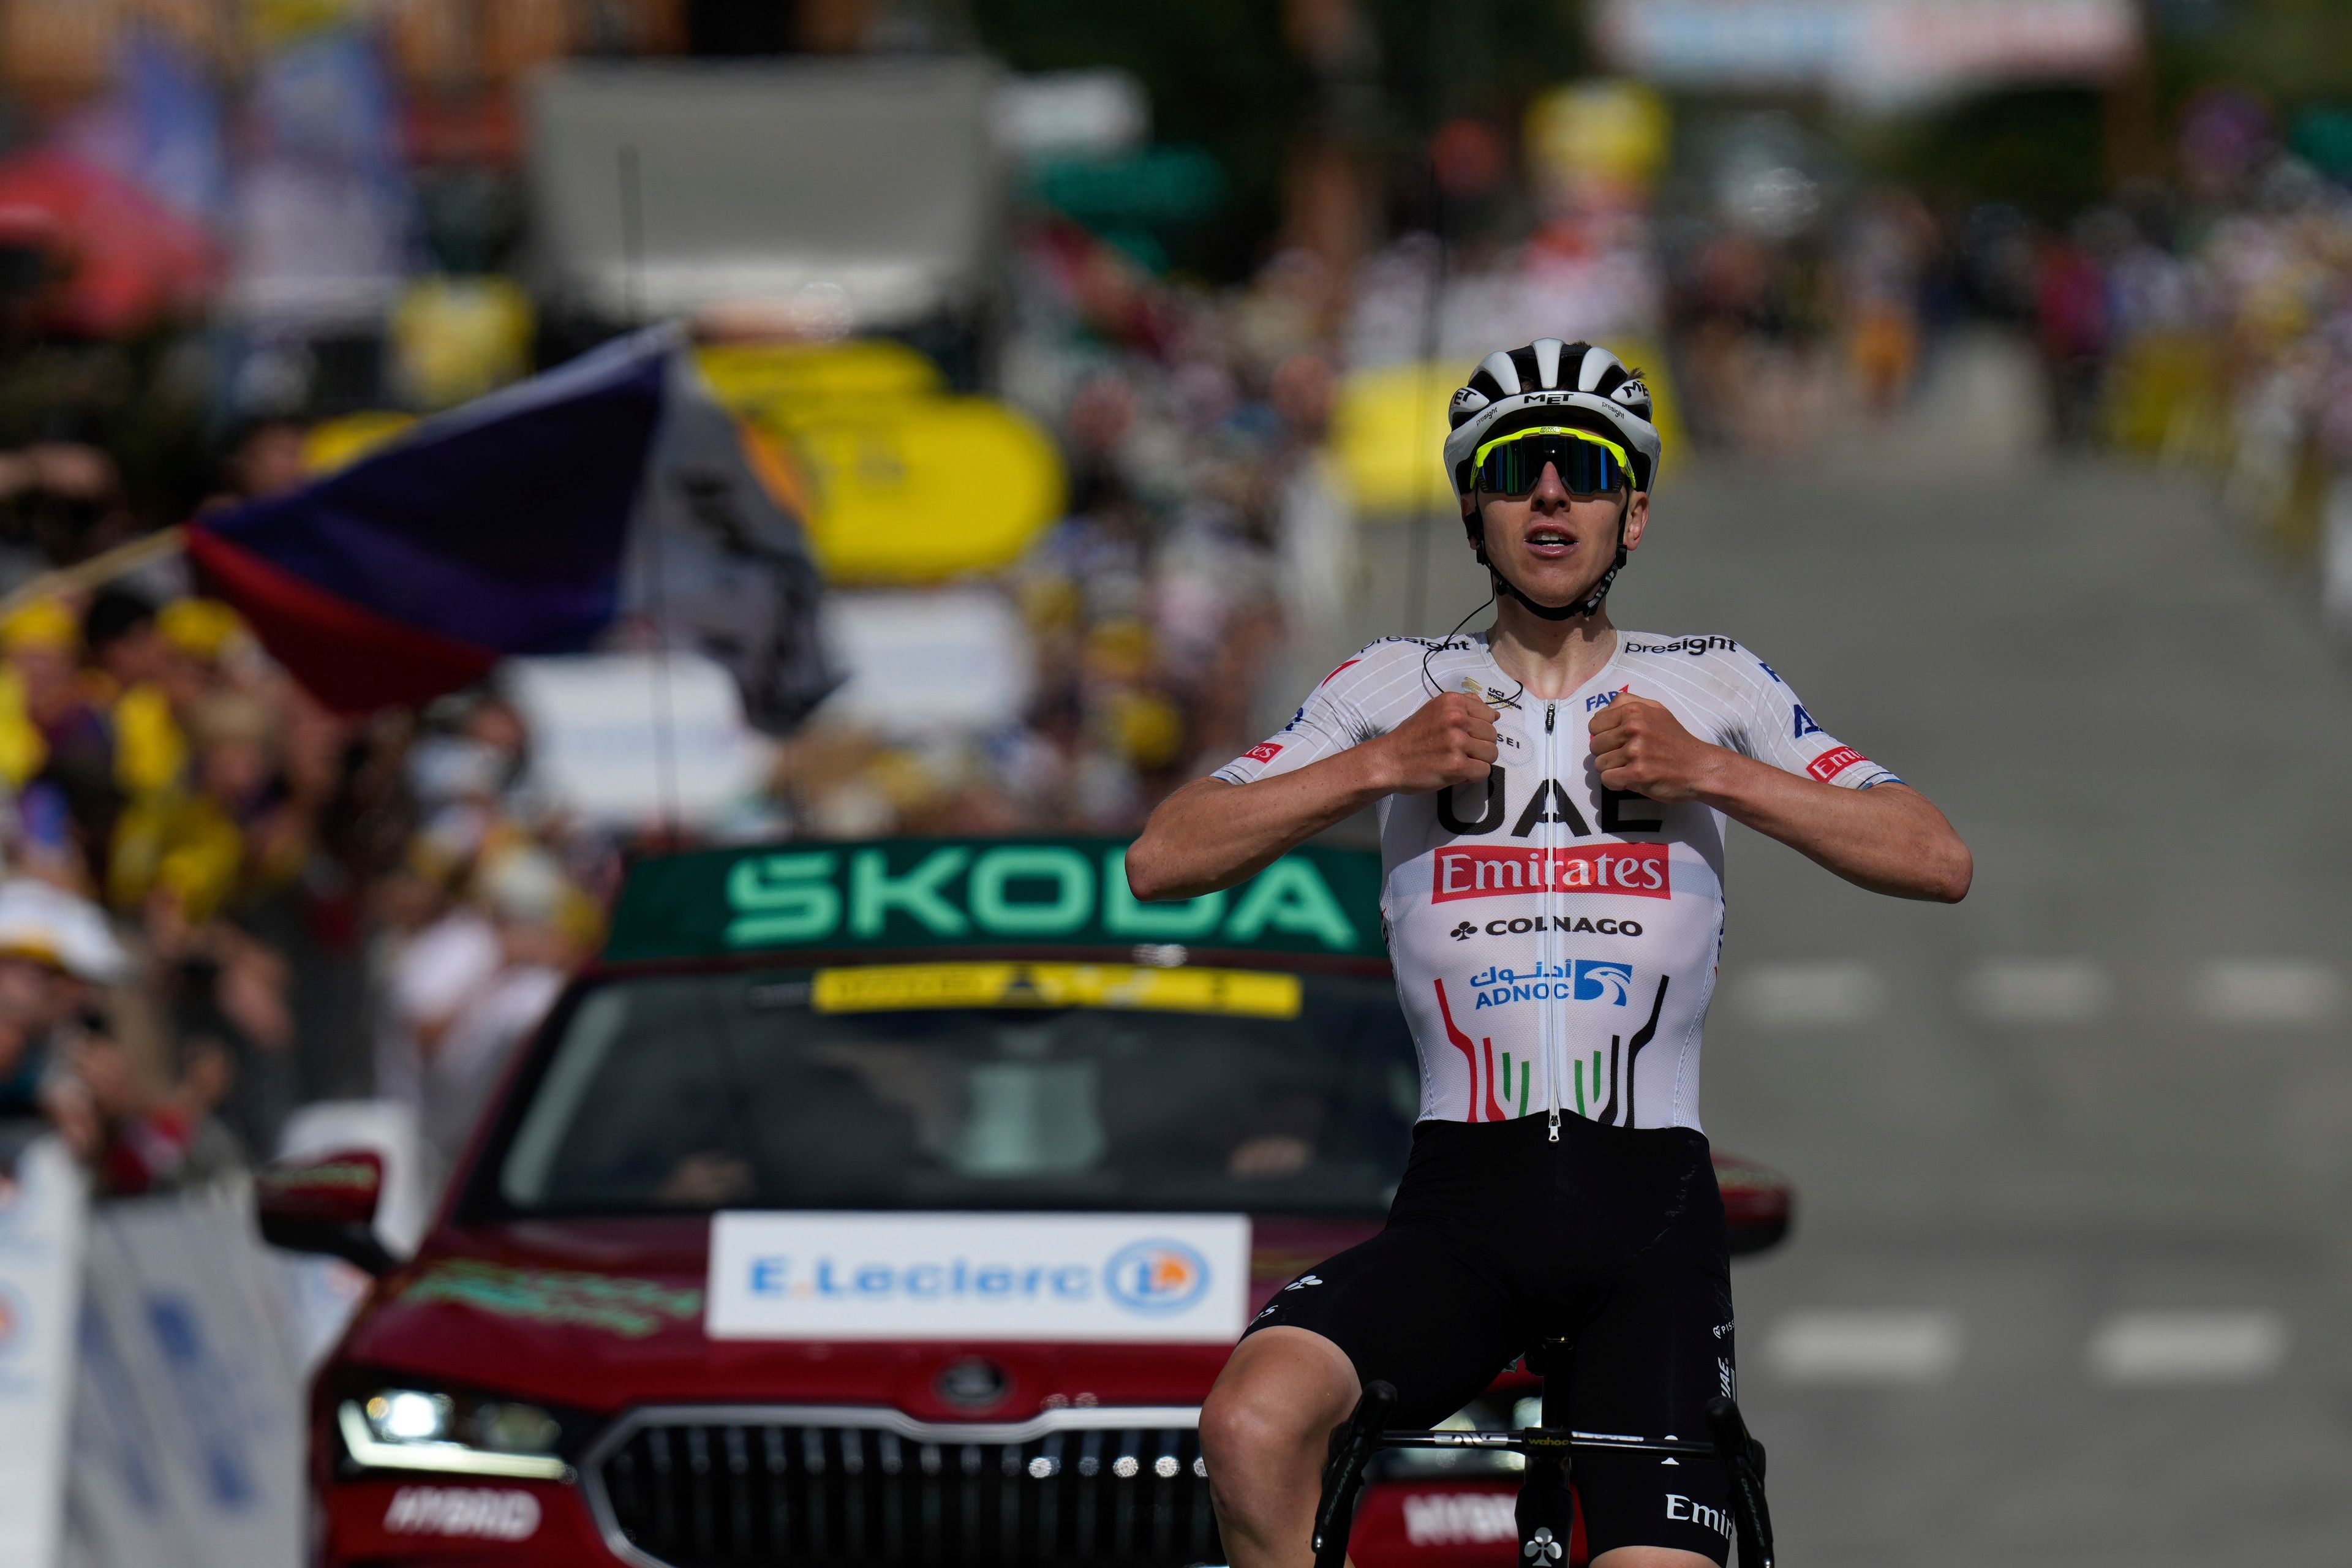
xmin=770 ymin=226 xmax=1344 ymax=844
xmin=0 ymin=211 xmax=1355 ymax=1199
xmin=1 ymin=2 xmax=2348 ymax=1209
xmin=1637 ymin=91 xmax=2352 ymax=597
xmin=2037 ymin=91 xmax=2352 ymax=635
xmin=0 ymin=565 xmax=609 ymax=1199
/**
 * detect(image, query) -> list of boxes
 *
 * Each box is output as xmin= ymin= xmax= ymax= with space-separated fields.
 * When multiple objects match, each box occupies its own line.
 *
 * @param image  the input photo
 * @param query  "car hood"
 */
xmin=334 ymin=1213 xmax=1376 ymax=1422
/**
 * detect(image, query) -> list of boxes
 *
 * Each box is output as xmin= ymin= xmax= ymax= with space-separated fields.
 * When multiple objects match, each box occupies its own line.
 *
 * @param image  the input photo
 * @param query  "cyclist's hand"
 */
xmin=1590 ymin=695 xmax=1721 ymax=802
xmin=1378 ymin=692 xmax=1499 ymax=793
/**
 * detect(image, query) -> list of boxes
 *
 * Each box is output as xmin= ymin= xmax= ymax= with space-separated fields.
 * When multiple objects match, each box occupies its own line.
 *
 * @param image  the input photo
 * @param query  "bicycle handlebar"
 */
xmin=1705 ymin=1396 xmax=1775 ymax=1568
xmin=1370 ymin=1429 xmax=1722 ymax=1457
xmin=1309 ymin=1387 xmax=1779 ymax=1568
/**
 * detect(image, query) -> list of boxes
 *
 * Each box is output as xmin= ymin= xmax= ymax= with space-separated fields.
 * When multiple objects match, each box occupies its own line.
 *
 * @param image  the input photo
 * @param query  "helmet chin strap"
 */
xmin=1472 ymin=492 xmax=1632 ymax=622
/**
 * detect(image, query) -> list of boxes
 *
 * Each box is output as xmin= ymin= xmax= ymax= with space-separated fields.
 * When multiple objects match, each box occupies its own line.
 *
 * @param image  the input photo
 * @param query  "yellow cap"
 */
xmin=1 ymin=598 xmax=79 ymax=653
xmin=157 ymin=598 xmax=245 ymax=660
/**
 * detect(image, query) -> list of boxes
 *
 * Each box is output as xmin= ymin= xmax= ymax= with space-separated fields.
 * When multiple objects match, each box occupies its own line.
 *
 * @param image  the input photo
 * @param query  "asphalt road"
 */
xmin=1306 ymin=453 xmax=2352 ymax=1567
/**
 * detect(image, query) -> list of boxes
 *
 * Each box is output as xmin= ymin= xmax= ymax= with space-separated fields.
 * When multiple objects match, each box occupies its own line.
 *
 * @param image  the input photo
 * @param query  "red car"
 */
xmin=260 ymin=836 xmax=1789 ymax=1567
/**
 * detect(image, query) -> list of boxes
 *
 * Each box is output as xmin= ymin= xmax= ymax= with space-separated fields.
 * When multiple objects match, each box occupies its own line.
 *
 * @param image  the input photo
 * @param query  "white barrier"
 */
xmin=0 ymin=1139 xmax=86 ymax=1568
xmin=62 ymin=1189 xmax=306 ymax=1568
xmin=3 ymin=1097 xmax=435 ymax=1567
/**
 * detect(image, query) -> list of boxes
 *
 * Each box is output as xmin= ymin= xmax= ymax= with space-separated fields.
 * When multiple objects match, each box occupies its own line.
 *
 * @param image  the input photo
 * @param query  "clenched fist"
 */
xmin=1376 ymin=691 xmax=1499 ymax=793
xmin=1589 ymin=694 xmax=1723 ymax=802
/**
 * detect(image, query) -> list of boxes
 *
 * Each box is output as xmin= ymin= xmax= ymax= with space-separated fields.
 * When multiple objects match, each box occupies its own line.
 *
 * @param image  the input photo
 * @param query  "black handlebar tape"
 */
xmin=1311 ymin=1381 xmax=1398 ymax=1568
xmin=1702 ymin=1395 xmax=1751 ymax=1463
xmin=1704 ymin=1397 xmax=1776 ymax=1568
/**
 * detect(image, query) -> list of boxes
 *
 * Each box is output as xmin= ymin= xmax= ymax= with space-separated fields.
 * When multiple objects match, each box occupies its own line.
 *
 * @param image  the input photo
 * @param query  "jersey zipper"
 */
xmin=1544 ymin=701 xmax=1561 ymax=1142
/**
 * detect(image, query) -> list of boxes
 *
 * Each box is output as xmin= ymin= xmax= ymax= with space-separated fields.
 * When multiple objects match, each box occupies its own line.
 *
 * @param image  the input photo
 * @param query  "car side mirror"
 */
xmin=255 ymin=1149 xmax=396 ymax=1275
xmin=1713 ymin=1153 xmax=1793 ymax=1257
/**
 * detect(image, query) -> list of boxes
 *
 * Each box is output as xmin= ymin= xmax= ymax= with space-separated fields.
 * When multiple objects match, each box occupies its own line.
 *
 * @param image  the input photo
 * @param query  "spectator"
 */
xmin=214 ymin=416 xmax=311 ymax=506
xmin=0 ymin=599 xmax=116 ymax=872
xmin=83 ymin=587 xmax=188 ymax=797
xmin=0 ymin=876 xmax=146 ymax=1162
xmin=109 ymin=692 xmax=262 ymax=924
xmin=380 ymin=845 xmax=579 ymax=1178
xmin=0 ymin=982 xmax=47 ymax=1121
xmin=2038 ymin=217 xmax=2116 ymax=443
xmin=50 ymin=1001 xmax=244 ymax=1197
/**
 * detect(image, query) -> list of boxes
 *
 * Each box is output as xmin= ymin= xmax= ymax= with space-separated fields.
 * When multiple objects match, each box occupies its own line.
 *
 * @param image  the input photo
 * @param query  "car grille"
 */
xmin=587 ymin=1407 xmax=1223 ymax=1567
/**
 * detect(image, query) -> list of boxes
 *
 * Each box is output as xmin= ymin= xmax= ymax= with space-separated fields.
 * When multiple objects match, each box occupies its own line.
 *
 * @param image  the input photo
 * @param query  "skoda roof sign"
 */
xmin=604 ymin=837 xmax=1381 ymax=963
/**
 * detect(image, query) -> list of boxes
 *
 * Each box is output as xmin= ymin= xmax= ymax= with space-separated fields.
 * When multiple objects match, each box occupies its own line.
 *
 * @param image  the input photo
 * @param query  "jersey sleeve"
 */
xmin=1729 ymin=649 xmax=1904 ymax=790
xmin=1210 ymin=645 xmax=1390 ymax=785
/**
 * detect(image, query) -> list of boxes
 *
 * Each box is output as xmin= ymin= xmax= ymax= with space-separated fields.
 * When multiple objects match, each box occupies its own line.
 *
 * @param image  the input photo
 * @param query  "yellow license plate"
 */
xmin=811 ymin=962 xmax=1302 ymax=1019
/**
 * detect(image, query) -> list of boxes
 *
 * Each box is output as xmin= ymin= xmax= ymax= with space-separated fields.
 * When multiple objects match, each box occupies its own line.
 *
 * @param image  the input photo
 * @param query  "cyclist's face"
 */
xmin=1466 ymin=459 xmax=1648 ymax=606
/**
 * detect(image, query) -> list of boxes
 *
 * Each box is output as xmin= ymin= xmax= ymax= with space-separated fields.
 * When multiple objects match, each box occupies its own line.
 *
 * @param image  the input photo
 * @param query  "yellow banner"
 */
xmin=695 ymin=339 xmax=944 ymax=409
xmin=812 ymin=963 xmax=1302 ymax=1019
xmin=781 ymin=398 xmax=1065 ymax=582
xmin=695 ymin=341 xmax=1065 ymax=582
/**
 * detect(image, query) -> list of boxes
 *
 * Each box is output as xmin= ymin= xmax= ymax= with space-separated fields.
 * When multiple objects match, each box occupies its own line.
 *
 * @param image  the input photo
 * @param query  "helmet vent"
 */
xmin=1532 ymin=337 xmax=1564 ymax=387
xmin=1476 ymin=349 xmax=1522 ymax=397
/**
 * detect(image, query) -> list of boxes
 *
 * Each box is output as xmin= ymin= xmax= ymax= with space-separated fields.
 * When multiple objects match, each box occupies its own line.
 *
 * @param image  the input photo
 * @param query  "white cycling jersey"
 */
xmin=1215 ymin=630 xmax=1901 ymax=1134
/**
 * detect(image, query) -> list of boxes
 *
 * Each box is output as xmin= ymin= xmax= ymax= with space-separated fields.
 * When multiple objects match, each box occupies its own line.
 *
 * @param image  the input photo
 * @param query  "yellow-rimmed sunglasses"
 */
xmin=1471 ymin=426 xmax=1632 ymax=499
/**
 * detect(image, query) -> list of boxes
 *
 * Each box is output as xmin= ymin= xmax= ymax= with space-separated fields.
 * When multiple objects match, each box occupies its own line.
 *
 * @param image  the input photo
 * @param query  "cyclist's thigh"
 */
xmin=1563 ymin=1145 xmax=1736 ymax=1564
xmin=1244 ymin=1221 xmax=1528 ymax=1429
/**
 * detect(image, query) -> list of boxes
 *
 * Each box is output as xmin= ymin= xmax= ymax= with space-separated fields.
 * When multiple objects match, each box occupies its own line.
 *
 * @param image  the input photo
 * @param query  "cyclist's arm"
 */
xmin=1591 ymin=696 xmax=1972 ymax=902
xmin=1127 ymin=692 xmax=1499 ymax=901
xmin=1704 ymin=767 xmax=1968 ymax=902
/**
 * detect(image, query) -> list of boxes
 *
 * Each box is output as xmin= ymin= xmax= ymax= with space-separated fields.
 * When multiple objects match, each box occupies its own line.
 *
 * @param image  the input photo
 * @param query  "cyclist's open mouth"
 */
xmin=1524 ymin=526 xmax=1576 ymax=560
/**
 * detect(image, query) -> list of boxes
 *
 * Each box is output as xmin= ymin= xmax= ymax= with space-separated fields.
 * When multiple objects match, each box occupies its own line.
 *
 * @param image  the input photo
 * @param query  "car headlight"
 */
xmin=339 ymin=1387 xmax=573 ymax=1481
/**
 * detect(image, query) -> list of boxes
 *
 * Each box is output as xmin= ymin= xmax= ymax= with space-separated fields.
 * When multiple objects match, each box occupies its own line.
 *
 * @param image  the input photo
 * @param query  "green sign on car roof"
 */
xmin=603 ymin=838 xmax=1384 ymax=963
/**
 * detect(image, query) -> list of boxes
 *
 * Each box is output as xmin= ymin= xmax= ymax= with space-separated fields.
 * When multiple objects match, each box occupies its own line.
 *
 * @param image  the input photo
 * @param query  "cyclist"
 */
xmin=1126 ymin=339 xmax=1970 ymax=1568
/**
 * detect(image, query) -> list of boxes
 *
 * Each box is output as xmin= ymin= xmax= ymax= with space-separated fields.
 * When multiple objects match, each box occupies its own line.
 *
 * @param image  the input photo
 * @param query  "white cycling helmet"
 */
xmin=1444 ymin=339 xmax=1663 ymax=619
xmin=1444 ymin=339 xmax=1662 ymax=497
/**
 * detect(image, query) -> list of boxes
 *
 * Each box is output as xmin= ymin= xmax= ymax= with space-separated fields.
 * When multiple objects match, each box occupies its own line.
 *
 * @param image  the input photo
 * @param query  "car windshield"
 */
xmin=486 ymin=961 xmax=1419 ymax=1218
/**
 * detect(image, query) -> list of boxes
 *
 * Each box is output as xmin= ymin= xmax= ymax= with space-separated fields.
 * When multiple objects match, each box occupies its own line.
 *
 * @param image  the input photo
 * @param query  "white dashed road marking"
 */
xmin=1762 ymin=1310 xmax=1962 ymax=1386
xmin=1958 ymin=958 xmax=2113 ymax=1025
xmin=2088 ymin=1311 xmax=2289 ymax=1385
xmin=2188 ymin=960 xmax=2345 ymax=1027
xmin=1730 ymin=956 xmax=2347 ymax=1027
xmin=1728 ymin=961 xmax=1886 ymax=1028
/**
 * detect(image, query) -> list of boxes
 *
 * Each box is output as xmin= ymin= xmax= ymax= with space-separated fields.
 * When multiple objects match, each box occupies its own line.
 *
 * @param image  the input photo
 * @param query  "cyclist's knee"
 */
xmin=1201 ymin=1330 xmax=1358 ymax=1475
xmin=1200 ymin=1376 xmax=1291 ymax=1469
xmin=1198 ymin=1385 xmax=1286 ymax=1475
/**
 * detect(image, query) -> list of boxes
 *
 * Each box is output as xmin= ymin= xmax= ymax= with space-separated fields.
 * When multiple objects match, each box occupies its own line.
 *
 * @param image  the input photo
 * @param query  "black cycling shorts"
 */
xmin=1243 ymin=1111 xmax=1737 ymax=1564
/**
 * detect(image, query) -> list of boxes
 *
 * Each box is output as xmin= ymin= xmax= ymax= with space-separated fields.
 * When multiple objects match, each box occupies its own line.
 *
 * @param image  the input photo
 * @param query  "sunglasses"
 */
xmin=1471 ymin=426 xmax=1631 ymax=499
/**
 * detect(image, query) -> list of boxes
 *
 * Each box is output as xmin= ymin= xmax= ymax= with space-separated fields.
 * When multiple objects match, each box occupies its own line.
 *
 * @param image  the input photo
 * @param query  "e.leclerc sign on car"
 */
xmin=603 ymin=837 xmax=1379 ymax=962
xmin=707 ymin=1213 xmax=1252 ymax=1343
